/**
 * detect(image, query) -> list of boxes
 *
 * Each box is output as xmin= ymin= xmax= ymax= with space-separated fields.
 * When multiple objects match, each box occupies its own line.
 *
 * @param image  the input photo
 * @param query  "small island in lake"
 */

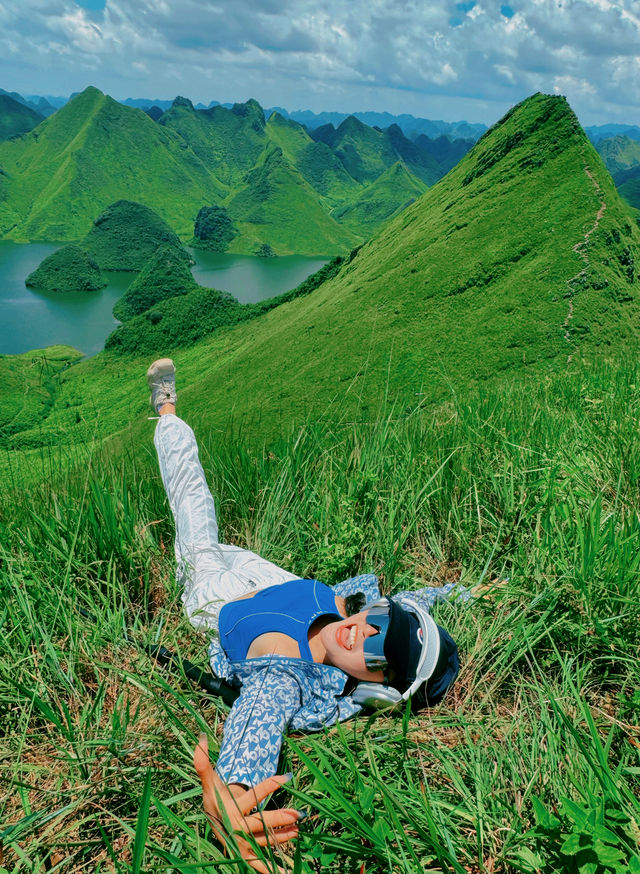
xmin=25 ymin=245 xmax=106 ymax=293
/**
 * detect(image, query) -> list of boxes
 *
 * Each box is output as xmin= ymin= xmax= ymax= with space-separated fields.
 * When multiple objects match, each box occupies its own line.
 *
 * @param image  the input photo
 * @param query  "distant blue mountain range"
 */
xmin=5 ymin=89 xmax=640 ymax=145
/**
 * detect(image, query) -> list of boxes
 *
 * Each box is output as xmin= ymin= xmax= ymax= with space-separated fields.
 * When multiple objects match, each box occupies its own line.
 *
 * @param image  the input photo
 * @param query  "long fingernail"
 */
xmin=283 ymin=772 xmax=294 ymax=781
xmin=297 ymin=809 xmax=309 ymax=821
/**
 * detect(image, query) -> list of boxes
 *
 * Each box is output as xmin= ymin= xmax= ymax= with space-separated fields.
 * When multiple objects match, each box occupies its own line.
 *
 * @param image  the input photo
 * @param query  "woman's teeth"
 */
xmin=347 ymin=626 xmax=357 ymax=649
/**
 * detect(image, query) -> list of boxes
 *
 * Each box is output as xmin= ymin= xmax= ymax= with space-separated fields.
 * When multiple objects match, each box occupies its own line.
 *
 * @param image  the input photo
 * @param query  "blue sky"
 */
xmin=1 ymin=0 xmax=639 ymax=126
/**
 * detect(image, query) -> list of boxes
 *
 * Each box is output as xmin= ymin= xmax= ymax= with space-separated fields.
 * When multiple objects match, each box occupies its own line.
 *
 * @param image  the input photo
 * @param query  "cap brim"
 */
xmin=396 ymin=597 xmax=441 ymax=700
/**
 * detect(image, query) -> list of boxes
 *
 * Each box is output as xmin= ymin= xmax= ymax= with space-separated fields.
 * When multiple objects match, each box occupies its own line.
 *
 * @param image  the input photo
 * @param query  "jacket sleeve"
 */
xmin=215 ymin=664 xmax=303 ymax=788
xmin=396 ymin=582 xmax=472 ymax=611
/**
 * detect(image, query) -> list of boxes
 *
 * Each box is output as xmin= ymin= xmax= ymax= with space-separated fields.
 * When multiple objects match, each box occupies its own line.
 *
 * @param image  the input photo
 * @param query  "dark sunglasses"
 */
xmin=363 ymin=602 xmax=392 ymax=672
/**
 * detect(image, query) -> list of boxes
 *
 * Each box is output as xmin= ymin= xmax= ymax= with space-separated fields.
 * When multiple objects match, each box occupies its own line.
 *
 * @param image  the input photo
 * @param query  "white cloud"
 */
xmin=1 ymin=0 xmax=639 ymax=124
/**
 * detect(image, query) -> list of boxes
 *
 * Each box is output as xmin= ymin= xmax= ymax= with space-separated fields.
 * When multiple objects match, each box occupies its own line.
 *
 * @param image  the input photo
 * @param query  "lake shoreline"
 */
xmin=0 ymin=242 xmax=327 ymax=358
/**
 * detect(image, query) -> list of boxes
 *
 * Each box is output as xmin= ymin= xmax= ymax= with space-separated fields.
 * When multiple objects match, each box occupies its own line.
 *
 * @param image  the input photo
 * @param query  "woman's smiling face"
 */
xmin=319 ymin=609 xmax=386 ymax=682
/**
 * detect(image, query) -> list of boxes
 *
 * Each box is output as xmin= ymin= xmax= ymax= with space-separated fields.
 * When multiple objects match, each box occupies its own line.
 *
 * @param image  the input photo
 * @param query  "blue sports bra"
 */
xmin=218 ymin=579 xmax=341 ymax=662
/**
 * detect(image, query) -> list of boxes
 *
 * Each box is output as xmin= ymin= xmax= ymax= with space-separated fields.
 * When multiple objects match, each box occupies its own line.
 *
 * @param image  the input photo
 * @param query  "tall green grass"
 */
xmin=1 ymin=357 xmax=639 ymax=872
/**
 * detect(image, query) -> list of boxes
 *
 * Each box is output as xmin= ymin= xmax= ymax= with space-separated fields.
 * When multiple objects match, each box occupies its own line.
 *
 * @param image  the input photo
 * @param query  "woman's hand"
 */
xmin=194 ymin=733 xmax=301 ymax=873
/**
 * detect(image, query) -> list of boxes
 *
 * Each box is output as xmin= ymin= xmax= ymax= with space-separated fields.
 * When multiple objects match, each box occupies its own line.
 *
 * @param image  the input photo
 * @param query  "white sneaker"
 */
xmin=147 ymin=358 xmax=177 ymax=413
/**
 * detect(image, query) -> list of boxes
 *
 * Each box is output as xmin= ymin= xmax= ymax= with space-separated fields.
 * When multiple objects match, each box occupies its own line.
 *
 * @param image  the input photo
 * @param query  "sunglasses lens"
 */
xmin=363 ymin=604 xmax=392 ymax=671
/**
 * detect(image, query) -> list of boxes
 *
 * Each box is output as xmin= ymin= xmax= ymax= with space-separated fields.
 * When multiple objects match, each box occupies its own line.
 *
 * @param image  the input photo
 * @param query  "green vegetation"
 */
xmin=0 ymin=93 xmax=43 ymax=141
xmin=106 ymin=286 xmax=242 ymax=355
xmin=5 ymin=93 xmax=640 ymax=455
xmin=312 ymin=115 xmax=440 ymax=185
xmin=225 ymin=143 xmax=361 ymax=256
xmin=112 ymin=245 xmax=198 ymax=321
xmin=333 ymin=161 xmax=427 ymax=235
xmin=0 ymin=346 xmax=83 ymax=446
xmin=2 ymin=92 xmax=640 ymax=872
xmin=618 ymin=177 xmax=640 ymax=211
xmin=25 ymin=244 xmax=106 ymax=293
xmin=83 ymin=200 xmax=188 ymax=271
xmin=0 ymin=87 xmax=227 ymax=241
xmin=192 ymin=205 xmax=236 ymax=251
xmin=1 ymin=357 xmax=639 ymax=872
xmin=158 ymin=97 xmax=266 ymax=189
xmin=0 ymin=87 xmax=475 ymax=255
xmin=266 ymin=112 xmax=361 ymax=204
xmin=105 ymin=254 xmax=348 ymax=356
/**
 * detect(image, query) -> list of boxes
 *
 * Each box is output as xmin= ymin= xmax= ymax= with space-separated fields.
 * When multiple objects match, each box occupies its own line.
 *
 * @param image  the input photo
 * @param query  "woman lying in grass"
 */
xmin=147 ymin=358 xmax=467 ymax=872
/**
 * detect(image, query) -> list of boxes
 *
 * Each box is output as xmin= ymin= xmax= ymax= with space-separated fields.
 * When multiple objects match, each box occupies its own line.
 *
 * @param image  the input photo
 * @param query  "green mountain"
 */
xmin=265 ymin=112 xmax=361 ymax=204
xmin=595 ymin=135 xmax=640 ymax=180
xmin=113 ymin=244 xmax=198 ymax=320
xmin=312 ymin=115 xmax=440 ymax=185
xmin=0 ymin=94 xmax=43 ymax=141
xmin=158 ymin=97 xmax=266 ymax=188
xmin=83 ymin=200 xmax=189 ymax=271
xmin=130 ymin=93 xmax=640 ymax=435
xmin=413 ymin=133 xmax=474 ymax=175
xmin=332 ymin=161 xmax=427 ymax=236
xmin=225 ymin=143 xmax=361 ymax=255
xmin=0 ymin=87 xmax=226 ymax=241
xmin=13 ymin=91 xmax=640 ymax=457
xmin=25 ymin=245 xmax=106 ymax=293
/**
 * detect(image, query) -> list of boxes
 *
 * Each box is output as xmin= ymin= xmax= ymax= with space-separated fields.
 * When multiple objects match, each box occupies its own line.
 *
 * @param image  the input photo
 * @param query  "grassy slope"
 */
xmin=332 ymin=161 xmax=427 ymax=235
xmin=2 ymin=358 xmax=639 ymax=873
xmin=0 ymin=88 xmax=226 ymax=240
xmin=0 ymin=346 xmax=83 ymax=448
xmin=225 ymin=143 xmax=362 ymax=255
xmin=147 ymin=94 xmax=640 ymax=439
xmin=2 ymin=99 xmax=640 ymax=871
xmin=0 ymin=94 xmax=43 ymax=141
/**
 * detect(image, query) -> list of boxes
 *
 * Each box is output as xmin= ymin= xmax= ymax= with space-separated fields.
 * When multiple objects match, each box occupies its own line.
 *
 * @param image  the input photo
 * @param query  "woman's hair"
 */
xmin=344 ymin=592 xmax=366 ymax=616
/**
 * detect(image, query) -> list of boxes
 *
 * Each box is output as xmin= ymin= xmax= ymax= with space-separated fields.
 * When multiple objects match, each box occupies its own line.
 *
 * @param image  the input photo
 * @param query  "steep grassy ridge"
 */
xmin=0 ymin=88 xmax=226 ymax=240
xmin=0 ymin=94 xmax=43 ymax=141
xmin=151 ymin=93 xmax=640 ymax=438
xmin=5 ymin=94 xmax=640 ymax=456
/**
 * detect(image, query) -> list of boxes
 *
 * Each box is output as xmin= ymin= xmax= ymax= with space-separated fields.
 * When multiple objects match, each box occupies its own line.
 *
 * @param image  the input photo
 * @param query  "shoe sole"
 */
xmin=146 ymin=358 xmax=175 ymax=386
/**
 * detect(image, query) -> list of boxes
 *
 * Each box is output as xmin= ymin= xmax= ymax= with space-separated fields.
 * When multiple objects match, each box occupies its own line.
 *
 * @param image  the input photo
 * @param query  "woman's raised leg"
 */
xmin=150 ymin=361 xmax=296 ymax=631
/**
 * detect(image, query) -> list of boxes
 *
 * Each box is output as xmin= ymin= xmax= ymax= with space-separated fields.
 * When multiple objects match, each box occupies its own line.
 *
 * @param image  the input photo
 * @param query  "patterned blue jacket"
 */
xmin=208 ymin=574 xmax=469 ymax=787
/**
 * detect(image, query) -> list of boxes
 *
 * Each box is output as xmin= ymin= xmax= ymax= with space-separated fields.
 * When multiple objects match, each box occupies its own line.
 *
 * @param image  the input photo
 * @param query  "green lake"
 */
xmin=0 ymin=242 xmax=327 ymax=356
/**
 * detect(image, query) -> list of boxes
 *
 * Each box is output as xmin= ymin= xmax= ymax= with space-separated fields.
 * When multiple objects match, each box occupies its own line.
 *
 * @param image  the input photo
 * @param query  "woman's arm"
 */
xmin=194 ymin=735 xmax=301 ymax=874
xmin=196 ymin=664 xmax=305 ymax=871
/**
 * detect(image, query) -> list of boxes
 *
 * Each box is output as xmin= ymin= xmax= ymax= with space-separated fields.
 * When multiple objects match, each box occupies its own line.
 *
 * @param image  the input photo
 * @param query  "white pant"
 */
xmin=154 ymin=414 xmax=297 ymax=631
